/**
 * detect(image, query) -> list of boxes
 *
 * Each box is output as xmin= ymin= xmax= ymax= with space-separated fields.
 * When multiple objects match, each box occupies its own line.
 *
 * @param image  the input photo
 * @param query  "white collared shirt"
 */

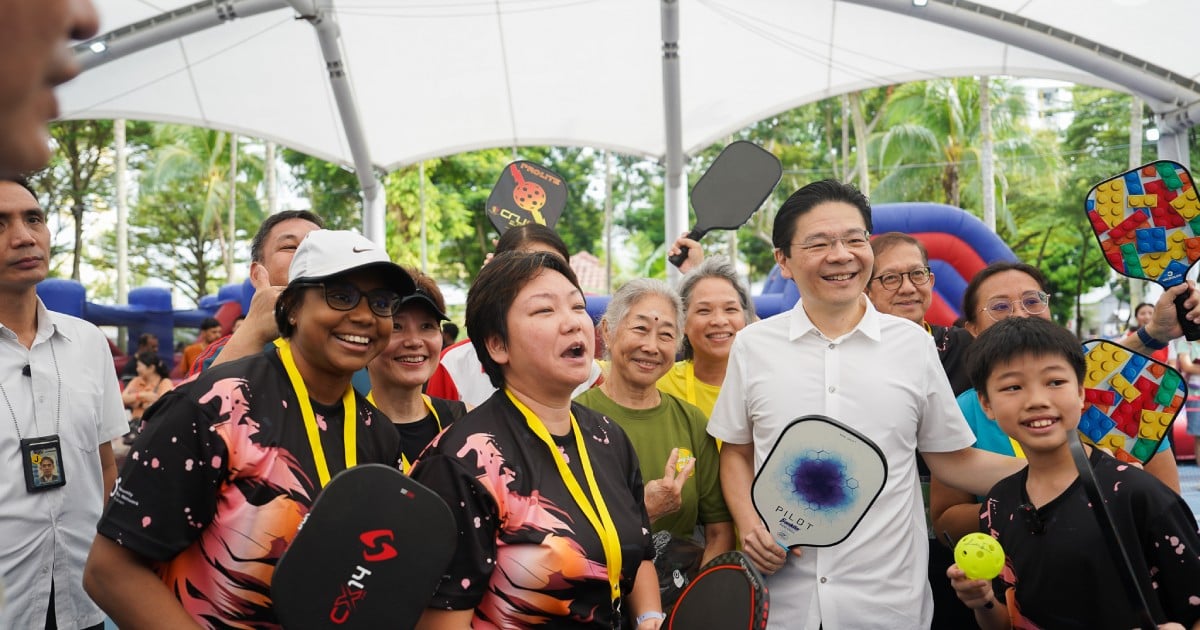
xmin=708 ymin=297 xmax=974 ymax=630
xmin=0 ymin=298 xmax=127 ymax=629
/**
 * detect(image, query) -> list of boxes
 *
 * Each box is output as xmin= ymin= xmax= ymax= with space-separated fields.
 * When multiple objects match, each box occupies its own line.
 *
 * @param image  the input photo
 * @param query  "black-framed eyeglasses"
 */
xmin=296 ymin=282 xmax=402 ymax=318
xmin=1017 ymin=502 xmax=1044 ymax=535
xmin=982 ymin=291 xmax=1050 ymax=322
xmin=791 ymin=229 xmax=871 ymax=256
xmin=872 ymin=267 xmax=932 ymax=291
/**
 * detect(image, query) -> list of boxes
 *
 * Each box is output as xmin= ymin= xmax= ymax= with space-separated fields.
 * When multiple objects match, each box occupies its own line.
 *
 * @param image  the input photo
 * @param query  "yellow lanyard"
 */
xmin=367 ymin=391 xmax=442 ymax=473
xmin=506 ymin=390 xmax=622 ymax=603
xmin=274 ymin=338 xmax=357 ymax=488
xmin=683 ymin=361 xmax=698 ymax=407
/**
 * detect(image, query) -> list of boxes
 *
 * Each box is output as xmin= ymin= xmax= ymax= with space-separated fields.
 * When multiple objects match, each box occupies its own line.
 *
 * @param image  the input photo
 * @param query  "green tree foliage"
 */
xmin=129 ymin=125 xmax=264 ymax=304
xmin=280 ymin=149 xmax=363 ymax=230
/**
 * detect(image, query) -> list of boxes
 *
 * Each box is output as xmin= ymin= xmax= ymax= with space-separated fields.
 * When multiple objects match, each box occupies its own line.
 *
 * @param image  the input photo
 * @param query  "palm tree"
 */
xmin=872 ymin=77 xmax=1060 ymax=231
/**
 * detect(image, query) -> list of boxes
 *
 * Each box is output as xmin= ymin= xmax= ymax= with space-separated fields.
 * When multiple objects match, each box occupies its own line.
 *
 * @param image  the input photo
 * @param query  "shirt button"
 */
xmin=828 ymin=343 xmax=835 ymax=350
xmin=828 ymin=386 xmax=836 ymax=393
xmin=820 ymin=577 xmax=828 ymax=583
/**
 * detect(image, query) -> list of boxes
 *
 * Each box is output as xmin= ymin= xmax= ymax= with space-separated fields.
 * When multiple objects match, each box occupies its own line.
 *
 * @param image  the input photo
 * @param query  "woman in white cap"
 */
xmin=84 ymin=230 xmax=414 ymax=628
xmin=367 ymin=268 xmax=466 ymax=472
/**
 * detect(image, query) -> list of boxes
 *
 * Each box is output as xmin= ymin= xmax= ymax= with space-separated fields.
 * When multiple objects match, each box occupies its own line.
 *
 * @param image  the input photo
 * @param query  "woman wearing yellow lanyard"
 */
xmin=655 ymin=249 xmax=755 ymax=418
xmin=412 ymin=252 xmax=664 ymax=630
xmin=366 ymin=269 xmax=466 ymax=472
xmin=84 ymin=230 xmax=412 ymax=628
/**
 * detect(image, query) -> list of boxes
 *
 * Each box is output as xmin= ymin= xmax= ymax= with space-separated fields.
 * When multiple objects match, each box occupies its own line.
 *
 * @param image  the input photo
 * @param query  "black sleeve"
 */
xmin=410 ymin=449 xmax=500 ymax=610
xmin=97 ymin=392 xmax=229 ymax=562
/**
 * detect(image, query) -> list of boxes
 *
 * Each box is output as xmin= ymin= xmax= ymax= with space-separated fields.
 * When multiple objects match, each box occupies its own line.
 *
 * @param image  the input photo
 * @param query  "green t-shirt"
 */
xmin=574 ymin=388 xmax=730 ymax=540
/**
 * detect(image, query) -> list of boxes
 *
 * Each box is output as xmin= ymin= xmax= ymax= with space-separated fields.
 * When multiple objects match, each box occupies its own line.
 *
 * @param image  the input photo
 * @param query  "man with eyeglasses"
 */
xmin=708 ymin=179 xmax=1027 ymax=630
xmin=866 ymin=232 xmax=974 ymax=397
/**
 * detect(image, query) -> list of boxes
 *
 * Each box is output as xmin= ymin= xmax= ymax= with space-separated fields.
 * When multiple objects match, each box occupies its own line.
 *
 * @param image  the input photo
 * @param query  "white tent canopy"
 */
xmin=61 ymin=0 xmax=1200 ymax=244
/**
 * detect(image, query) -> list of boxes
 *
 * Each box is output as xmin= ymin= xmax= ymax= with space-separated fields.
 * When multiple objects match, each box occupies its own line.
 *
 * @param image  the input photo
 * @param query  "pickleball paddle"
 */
xmin=1085 ymin=160 xmax=1200 ymax=339
xmin=1079 ymin=339 xmax=1185 ymax=464
xmin=667 ymin=551 xmax=769 ymax=630
xmin=1067 ymin=437 xmax=1157 ymax=630
xmin=751 ymin=415 xmax=887 ymax=549
xmin=668 ymin=141 xmax=782 ymax=268
xmin=485 ymin=161 xmax=569 ymax=234
xmin=272 ymin=464 xmax=456 ymax=629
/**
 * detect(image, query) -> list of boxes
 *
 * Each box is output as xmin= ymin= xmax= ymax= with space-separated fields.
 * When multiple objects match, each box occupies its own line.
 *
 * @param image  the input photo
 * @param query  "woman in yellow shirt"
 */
xmin=656 ymin=253 xmax=755 ymax=417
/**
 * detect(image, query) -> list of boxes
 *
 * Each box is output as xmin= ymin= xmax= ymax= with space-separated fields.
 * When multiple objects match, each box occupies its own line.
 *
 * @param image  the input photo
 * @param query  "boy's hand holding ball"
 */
xmin=947 ymin=533 xmax=1006 ymax=611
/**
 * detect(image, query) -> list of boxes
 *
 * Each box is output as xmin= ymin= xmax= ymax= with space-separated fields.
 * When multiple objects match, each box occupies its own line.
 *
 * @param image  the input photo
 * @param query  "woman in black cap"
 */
xmin=85 ymin=229 xmax=414 ymax=628
xmin=366 ymin=268 xmax=466 ymax=472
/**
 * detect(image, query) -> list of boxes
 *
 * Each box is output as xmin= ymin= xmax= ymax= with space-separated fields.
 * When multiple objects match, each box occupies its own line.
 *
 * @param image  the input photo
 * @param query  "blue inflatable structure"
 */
xmin=37 ymin=279 xmax=253 ymax=369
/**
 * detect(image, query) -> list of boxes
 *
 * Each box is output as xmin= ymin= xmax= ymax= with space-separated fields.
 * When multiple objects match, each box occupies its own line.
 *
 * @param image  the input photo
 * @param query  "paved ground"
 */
xmin=1180 ymin=460 xmax=1200 ymax=518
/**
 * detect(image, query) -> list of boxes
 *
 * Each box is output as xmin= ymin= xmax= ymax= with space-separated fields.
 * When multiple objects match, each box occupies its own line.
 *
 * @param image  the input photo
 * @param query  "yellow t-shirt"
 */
xmin=656 ymin=361 xmax=722 ymax=419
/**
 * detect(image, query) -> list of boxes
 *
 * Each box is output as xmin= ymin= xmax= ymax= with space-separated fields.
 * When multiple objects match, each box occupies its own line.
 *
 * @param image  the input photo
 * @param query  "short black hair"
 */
xmin=466 ymin=251 xmax=581 ymax=389
xmin=966 ymin=317 xmax=1084 ymax=396
xmin=135 ymin=350 xmax=170 ymax=378
xmin=442 ymin=322 xmax=459 ymax=341
xmin=200 ymin=317 xmax=221 ymax=331
xmin=495 ymin=224 xmax=570 ymax=262
xmin=250 ymin=210 xmax=324 ymax=263
xmin=961 ymin=261 xmax=1051 ymax=326
xmin=2 ymin=176 xmax=39 ymax=204
xmin=773 ymin=179 xmax=872 ymax=254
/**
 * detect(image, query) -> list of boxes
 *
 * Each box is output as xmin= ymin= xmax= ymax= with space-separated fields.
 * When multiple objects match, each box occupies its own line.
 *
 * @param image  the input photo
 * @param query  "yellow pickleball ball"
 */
xmin=954 ymin=533 xmax=1005 ymax=580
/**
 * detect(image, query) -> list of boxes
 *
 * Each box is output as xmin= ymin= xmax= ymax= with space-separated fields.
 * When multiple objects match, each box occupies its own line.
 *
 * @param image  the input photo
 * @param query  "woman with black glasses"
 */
xmin=84 ymin=230 xmax=413 ymax=628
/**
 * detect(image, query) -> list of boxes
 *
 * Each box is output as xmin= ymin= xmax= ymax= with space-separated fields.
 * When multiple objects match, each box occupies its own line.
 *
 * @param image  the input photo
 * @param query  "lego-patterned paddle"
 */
xmin=668 ymin=141 xmax=783 ymax=268
xmin=1067 ymin=436 xmax=1157 ymax=630
xmin=272 ymin=464 xmax=456 ymax=629
xmin=1085 ymin=160 xmax=1200 ymax=339
xmin=667 ymin=551 xmax=769 ymax=630
xmin=485 ymin=161 xmax=569 ymax=234
xmin=751 ymin=415 xmax=887 ymax=549
xmin=1078 ymin=339 xmax=1184 ymax=464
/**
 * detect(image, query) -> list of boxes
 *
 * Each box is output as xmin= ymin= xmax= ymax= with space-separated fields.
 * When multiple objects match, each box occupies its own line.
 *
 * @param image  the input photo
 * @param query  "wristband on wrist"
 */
xmin=636 ymin=611 xmax=666 ymax=625
xmin=1136 ymin=326 xmax=1168 ymax=350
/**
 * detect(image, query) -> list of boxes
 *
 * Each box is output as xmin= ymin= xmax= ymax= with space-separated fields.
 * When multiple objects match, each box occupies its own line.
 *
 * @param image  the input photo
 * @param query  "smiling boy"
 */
xmin=950 ymin=317 xmax=1200 ymax=629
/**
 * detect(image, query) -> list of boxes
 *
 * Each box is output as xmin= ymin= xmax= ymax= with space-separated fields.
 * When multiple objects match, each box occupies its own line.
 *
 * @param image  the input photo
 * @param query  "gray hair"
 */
xmin=679 ymin=255 xmax=755 ymax=361
xmin=600 ymin=278 xmax=684 ymax=360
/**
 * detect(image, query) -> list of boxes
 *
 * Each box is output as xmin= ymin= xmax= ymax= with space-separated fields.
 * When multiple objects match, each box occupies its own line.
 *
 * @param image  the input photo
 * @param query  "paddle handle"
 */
xmin=1174 ymin=289 xmax=1200 ymax=341
xmin=668 ymin=229 xmax=707 ymax=269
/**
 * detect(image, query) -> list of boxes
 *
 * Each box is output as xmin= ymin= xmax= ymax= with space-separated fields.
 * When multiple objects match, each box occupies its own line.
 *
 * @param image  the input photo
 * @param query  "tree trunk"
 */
xmin=980 ymin=75 xmax=996 ymax=231
xmin=849 ymin=92 xmax=870 ymax=195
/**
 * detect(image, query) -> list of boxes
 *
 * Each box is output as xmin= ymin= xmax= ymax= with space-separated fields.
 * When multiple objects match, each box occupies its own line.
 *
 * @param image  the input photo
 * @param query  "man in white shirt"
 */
xmin=708 ymin=179 xmax=1024 ymax=630
xmin=0 ymin=178 xmax=127 ymax=630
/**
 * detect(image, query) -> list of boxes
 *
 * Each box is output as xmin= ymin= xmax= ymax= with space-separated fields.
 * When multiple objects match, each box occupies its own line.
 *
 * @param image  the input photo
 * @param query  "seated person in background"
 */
xmin=576 ymin=279 xmax=734 ymax=566
xmin=949 ymin=316 xmax=1200 ymax=630
xmin=931 ymin=261 xmax=1182 ymax=543
xmin=119 ymin=333 xmax=158 ymax=381
xmin=366 ymin=269 xmax=466 ymax=472
xmin=120 ymin=351 xmax=175 ymax=436
xmin=655 ymin=251 xmax=754 ymax=418
xmin=181 ymin=317 xmax=222 ymax=374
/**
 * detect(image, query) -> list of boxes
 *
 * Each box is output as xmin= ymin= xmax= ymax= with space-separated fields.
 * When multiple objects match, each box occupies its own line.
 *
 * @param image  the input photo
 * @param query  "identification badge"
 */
xmin=22 ymin=435 xmax=65 ymax=493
